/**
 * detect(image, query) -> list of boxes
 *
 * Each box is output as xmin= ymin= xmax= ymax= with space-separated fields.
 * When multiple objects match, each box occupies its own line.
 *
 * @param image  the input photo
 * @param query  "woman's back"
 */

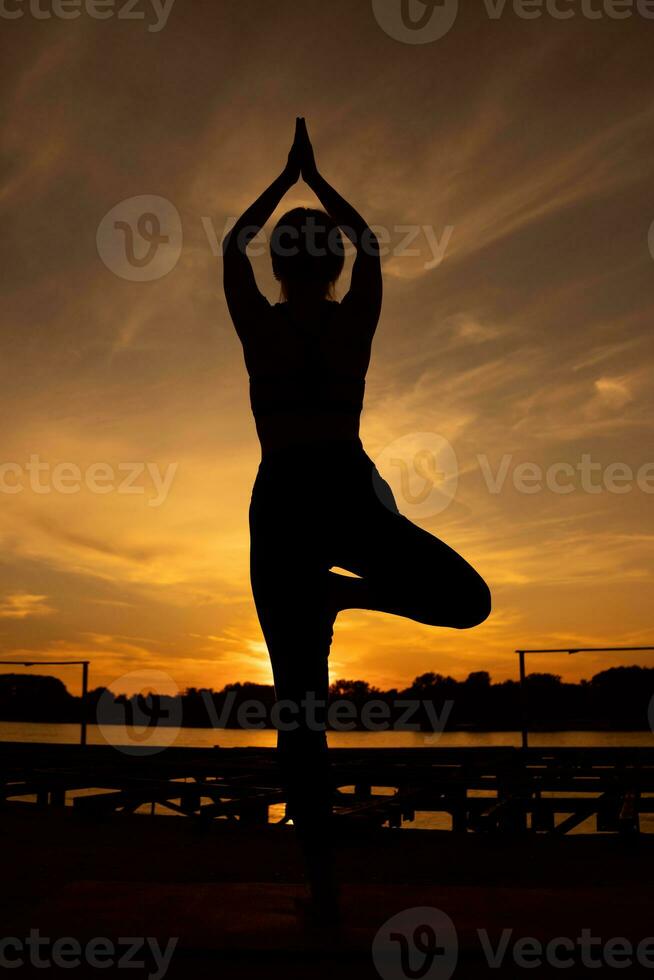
xmin=244 ymin=298 xmax=373 ymax=456
xmin=222 ymin=119 xmax=382 ymax=457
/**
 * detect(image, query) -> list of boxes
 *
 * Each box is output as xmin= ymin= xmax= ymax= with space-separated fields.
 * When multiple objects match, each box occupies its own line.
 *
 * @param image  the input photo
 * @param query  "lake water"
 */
xmin=1 ymin=720 xmax=653 ymax=749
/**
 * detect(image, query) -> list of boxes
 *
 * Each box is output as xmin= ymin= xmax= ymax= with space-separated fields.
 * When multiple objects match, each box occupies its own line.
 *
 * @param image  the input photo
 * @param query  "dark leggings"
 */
xmin=248 ymin=438 xmax=490 ymax=875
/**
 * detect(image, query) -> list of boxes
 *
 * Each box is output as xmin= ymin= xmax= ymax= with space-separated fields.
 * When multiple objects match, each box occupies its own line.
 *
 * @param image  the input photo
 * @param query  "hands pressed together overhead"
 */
xmin=284 ymin=117 xmax=319 ymax=187
xmin=222 ymin=114 xmax=372 ymax=265
xmin=224 ymin=113 xmax=382 ymax=339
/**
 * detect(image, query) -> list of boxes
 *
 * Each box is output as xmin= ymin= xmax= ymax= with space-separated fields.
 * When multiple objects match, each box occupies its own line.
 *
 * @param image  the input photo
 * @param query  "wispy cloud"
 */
xmin=0 ymin=594 xmax=54 ymax=620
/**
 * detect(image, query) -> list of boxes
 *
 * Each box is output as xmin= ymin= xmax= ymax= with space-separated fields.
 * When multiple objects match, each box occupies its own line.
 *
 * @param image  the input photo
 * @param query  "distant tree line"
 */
xmin=0 ymin=666 xmax=653 ymax=731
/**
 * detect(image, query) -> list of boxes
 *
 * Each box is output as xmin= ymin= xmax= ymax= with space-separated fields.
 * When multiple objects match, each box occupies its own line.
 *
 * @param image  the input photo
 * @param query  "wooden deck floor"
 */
xmin=2 ymin=803 xmax=653 ymax=978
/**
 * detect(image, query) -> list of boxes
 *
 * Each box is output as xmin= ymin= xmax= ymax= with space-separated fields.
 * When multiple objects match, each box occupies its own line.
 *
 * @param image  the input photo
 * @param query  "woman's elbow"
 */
xmin=360 ymin=227 xmax=380 ymax=257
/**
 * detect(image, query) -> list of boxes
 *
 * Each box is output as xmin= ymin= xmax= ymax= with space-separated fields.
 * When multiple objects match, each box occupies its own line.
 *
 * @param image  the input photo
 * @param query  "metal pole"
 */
xmin=518 ymin=651 xmax=528 ymax=750
xmin=513 ymin=646 xmax=654 ymax=752
xmin=81 ymin=661 xmax=89 ymax=747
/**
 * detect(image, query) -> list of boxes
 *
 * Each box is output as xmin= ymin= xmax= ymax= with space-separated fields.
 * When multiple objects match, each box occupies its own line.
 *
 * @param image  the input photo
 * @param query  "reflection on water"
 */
xmin=0 ymin=720 xmax=653 ymax=749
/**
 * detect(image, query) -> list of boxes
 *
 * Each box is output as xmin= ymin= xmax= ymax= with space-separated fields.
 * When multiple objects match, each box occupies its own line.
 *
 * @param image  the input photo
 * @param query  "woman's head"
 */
xmin=270 ymin=208 xmax=345 ymax=301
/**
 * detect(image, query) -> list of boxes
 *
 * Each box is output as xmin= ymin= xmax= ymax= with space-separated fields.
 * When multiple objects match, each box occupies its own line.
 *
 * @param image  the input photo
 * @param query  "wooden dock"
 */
xmin=1 ymin=740 xmax=652 ymax=835
xmin=2 ymin=741 xmax=654 ymax=977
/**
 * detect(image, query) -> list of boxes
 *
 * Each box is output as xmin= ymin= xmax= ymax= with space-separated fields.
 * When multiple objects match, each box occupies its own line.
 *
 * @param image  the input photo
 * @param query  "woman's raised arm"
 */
xmin=222 ymin=120 xmax=302 ymax=339
xmin=297 ymin=118 xmax=382 ymax=332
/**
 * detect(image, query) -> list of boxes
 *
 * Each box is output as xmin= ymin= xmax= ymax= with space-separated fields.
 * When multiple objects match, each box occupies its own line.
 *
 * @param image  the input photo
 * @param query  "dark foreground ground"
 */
xmin=1 ymin=803 xmax=653 ymax=979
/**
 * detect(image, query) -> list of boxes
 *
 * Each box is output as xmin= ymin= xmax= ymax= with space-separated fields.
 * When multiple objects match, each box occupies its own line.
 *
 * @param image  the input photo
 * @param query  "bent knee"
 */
xmin=454 ymin=578 xmax=491 ymax=630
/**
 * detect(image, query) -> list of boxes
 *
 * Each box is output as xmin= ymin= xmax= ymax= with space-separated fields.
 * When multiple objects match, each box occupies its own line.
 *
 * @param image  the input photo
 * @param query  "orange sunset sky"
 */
xmin=1 ymin=1 xmax=653 ymax=697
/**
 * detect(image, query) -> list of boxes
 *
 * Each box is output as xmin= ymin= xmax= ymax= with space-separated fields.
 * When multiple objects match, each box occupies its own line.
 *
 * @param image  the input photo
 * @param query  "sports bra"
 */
xmin=248 ymin=302 xmax=366 ymax=419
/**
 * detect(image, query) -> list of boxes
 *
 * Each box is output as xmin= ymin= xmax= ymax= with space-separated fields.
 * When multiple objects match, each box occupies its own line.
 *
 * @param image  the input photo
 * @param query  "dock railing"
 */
xmin=516 ymin=646 xmax=654 ymax=749
xmin=0 ymin=659 xmax=90 ymax=745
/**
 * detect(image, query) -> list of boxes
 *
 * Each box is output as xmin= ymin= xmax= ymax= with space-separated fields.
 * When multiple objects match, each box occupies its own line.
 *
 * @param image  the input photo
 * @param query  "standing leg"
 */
xmin=249 ymin=488 xmax=338 ymax=913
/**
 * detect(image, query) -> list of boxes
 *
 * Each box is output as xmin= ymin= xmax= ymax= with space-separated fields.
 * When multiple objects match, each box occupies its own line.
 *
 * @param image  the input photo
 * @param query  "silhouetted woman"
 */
xmin=223 ymin=118 xmax=490 ymax=921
